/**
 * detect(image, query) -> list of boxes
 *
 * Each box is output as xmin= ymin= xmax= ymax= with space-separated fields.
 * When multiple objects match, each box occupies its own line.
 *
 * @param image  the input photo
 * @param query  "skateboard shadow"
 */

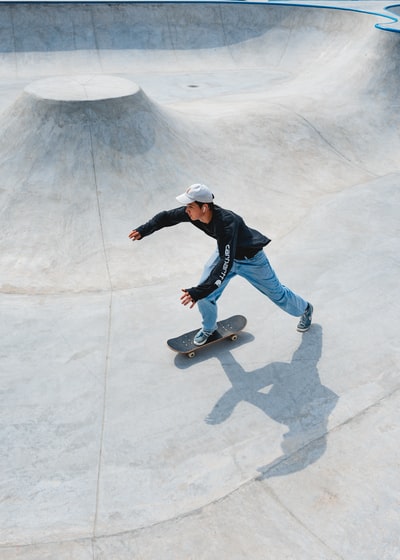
xmin=205 ymin=324 xmax=338 ymax=478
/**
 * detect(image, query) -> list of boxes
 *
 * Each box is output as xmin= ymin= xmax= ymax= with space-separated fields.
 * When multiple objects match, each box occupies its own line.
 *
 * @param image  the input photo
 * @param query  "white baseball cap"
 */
xmin=176 ymin=184 xmax=214 ymax=205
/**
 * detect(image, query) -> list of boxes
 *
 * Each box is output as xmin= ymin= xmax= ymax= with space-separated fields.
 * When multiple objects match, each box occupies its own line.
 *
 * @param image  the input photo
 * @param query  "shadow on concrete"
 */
xmin=203 ymin=324 xmax=338 ymax=478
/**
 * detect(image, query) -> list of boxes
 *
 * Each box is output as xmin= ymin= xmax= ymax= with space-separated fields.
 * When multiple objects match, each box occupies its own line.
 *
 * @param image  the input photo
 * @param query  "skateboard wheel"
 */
xmin=188 ymin=351 xmax=196 ymax=358
xmin=230 ymin=334 xmax=238 ymax=341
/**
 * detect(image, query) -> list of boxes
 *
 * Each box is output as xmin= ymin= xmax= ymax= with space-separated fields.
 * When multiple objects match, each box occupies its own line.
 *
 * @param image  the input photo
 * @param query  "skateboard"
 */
xmin=167 ymin=315 xmax=247 ymax=358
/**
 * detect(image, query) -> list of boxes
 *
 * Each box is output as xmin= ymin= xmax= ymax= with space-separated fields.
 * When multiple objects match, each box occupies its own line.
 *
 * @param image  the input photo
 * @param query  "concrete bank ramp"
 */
xmin=0 ymin=3 xmax=399 ymax=559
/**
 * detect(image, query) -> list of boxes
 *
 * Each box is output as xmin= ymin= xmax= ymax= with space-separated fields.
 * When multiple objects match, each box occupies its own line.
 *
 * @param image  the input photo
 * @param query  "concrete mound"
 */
xmin=0 ymin=75 xmax=211 ymax=293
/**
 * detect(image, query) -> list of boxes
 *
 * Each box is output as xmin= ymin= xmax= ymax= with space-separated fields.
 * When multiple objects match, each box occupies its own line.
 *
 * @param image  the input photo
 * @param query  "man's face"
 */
xmin=185 ymin=202 xmax=203 ymax=221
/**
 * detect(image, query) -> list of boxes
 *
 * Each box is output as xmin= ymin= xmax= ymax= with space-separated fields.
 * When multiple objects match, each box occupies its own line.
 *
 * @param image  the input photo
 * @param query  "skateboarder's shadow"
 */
xmin=206 ymin=324 xmax=338 ymax=478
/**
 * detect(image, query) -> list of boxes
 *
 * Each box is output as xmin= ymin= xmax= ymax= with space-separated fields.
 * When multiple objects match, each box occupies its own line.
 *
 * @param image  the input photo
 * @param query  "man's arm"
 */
xmin=128 ymin=207 xmax=189 ymax=241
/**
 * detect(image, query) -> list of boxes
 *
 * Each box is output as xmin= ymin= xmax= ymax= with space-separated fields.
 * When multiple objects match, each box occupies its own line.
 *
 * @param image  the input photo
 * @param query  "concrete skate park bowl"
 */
xmin=1 ymin=1 xmax=400 ymax=558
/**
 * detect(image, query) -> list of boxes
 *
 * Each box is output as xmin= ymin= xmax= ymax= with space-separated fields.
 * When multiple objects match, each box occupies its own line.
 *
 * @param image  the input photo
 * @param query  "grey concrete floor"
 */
xmin=0 ymin=2 xmax=399 ymax=558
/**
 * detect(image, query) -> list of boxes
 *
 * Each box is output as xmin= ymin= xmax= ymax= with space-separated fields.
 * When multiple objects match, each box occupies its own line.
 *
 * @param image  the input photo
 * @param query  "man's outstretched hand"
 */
xmin=180 ymin=289 xmax=196 ymax=309
xmin=129 ymin=230 xmax=142 ymax=241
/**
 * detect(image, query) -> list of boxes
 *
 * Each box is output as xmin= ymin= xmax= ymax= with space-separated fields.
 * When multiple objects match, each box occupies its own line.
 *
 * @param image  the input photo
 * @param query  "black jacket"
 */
xmin=136 ymin=205 xmax=271 ymax=301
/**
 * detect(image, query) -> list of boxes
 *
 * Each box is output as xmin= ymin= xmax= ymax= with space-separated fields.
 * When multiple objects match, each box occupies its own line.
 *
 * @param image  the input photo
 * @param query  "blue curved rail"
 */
xmin=262 ymin=1 xmax=400 ymax=33
xmin=3 ymin=0 xmax=398 ymax=33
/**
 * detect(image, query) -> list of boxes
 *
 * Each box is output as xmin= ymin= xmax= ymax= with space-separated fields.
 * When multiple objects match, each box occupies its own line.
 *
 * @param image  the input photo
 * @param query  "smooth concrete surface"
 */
xmin=0 ymin=2 xmax=399 ymax=558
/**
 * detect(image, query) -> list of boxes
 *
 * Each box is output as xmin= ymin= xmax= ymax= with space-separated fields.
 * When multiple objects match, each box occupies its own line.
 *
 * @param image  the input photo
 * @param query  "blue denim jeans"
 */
xmin=197 ymin=249 xmax=308 ymax=333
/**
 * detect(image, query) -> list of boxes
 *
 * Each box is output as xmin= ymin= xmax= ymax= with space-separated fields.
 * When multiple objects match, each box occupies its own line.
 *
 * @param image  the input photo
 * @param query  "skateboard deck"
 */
xmin=167 ymin=315 xmax=247 ymax=358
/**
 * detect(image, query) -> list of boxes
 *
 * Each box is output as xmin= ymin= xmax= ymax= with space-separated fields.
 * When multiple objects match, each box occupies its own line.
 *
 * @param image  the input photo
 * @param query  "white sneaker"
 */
xmin=193 ymin=329 xmax=215 ymax=346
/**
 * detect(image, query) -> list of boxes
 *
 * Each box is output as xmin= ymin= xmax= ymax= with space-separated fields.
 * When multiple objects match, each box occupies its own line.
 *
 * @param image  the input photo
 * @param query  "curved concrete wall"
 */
xmin=0 ymin=3 xmax=390 ymax=76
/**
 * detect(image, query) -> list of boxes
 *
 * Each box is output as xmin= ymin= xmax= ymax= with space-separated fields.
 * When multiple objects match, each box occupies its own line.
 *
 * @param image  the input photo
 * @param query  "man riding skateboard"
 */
xmin=129 ymin=184 xmax=313 ymax=346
